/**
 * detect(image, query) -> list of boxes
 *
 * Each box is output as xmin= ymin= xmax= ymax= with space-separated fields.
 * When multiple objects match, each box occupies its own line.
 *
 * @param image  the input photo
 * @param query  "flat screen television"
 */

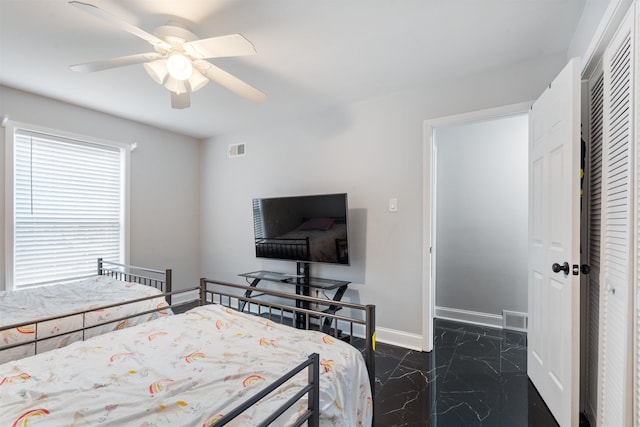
xmin=252 ymin=193 xmax=349 ymax=265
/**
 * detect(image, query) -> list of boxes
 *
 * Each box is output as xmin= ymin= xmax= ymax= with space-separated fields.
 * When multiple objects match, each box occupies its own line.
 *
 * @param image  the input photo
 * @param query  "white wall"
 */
xmin=200 ymin=54 xmax=567 ymax=342
xmin=434 ymin=114 xmax=529 ymax=316
xmin=568 ymin=0 xmax=633 ymax=74
xmin=568 ymin=0 xmax=620 ymax=60
xmin=0 ymin=85 xmax=201 ymax=292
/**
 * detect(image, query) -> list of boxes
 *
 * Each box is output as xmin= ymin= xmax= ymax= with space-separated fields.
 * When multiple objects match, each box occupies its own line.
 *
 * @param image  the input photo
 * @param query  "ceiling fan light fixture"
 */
xmin=188 ymin=69 xmax=209 ymax=92
xmin=164 ymin=75 xmax=188 ymax=94
xmin=69 ymin=2 xmax=266 ymax=108
xmin=166 ymin=52 xmax=193 ymax=80
xmin=143 ymin=59 xmax=168 ymax=84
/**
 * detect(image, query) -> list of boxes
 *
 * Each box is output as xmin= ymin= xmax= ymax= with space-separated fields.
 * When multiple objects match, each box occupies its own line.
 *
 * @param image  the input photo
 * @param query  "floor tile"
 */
xmin=372 ymin=318 xmax=573 ymax=427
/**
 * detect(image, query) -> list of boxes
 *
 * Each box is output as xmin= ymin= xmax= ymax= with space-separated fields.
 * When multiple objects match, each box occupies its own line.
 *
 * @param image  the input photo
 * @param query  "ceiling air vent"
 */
xmin=229 ymin=143 xmax=246 ymax=158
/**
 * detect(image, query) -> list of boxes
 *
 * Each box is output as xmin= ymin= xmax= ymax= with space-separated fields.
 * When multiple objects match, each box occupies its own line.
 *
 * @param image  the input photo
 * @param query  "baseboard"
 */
xmin=171 ymin=289 xmax=199 ymax=305
xmin=435 ymin=306 xmax=503 ymax=329
xmin=375 ymin=327 xmax=425 ymax=351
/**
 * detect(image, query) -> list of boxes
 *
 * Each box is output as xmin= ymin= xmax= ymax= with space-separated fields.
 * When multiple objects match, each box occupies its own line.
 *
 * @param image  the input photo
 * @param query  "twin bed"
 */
xmin=0 ymin=259 xmax=172 ymax=363
xmin=0 ymin=264 xmax=376 ymax=426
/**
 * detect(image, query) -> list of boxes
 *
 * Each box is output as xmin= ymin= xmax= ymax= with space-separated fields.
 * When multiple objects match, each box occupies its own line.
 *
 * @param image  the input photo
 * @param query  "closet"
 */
xmin=584 ymin=64 xmax=603 ymax=425
xmin=582 ymin=3 xmax=637 ymax=426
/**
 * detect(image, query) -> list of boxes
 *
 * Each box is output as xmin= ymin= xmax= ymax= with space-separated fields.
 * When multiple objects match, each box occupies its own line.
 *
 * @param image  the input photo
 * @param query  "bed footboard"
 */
xmin=214 ymin=353 xmax=320 ymax=426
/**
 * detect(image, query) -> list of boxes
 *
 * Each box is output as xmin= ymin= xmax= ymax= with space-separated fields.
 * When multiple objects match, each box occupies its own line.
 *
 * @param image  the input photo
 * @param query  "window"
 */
xmin=6 ymin=123 xmax=129 ymax=289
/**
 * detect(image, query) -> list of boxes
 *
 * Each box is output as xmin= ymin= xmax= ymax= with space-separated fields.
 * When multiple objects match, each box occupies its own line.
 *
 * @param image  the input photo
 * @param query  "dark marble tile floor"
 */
xmin=373 ymin=318 xmax=577 ymax=427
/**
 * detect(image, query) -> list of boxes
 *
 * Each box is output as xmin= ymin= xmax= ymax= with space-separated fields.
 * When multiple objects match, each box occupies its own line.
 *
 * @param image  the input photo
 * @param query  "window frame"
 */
xmin=4 ymin=120 xmax=131 ymax=290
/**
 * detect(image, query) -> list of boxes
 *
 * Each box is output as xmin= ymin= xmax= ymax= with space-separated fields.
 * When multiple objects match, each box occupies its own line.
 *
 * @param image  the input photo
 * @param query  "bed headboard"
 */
xmin=199 ymin=278 xmax=376 ymax=397
xmin=97 ymin=258 xmax=172 ymax=304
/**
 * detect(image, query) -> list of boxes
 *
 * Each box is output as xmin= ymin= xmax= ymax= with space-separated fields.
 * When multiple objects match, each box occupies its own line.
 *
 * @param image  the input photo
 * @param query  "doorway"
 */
xmin=422 ymin=102 xmax=531 ymax=352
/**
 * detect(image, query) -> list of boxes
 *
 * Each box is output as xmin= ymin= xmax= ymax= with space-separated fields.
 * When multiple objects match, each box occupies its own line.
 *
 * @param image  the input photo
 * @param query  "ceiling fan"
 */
xmin=68 ymin=1 xmax=266 ymax=109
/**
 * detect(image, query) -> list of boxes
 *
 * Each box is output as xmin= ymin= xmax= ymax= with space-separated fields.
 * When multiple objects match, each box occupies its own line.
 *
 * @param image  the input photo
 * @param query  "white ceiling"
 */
xmin=0 ymin=0 xmax=586 ymax=139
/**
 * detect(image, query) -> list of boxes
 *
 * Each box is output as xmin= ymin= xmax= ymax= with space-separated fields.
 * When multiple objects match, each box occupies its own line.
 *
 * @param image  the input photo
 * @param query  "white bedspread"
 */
xmin=0 ymin=275 xmax=171 ymax=363
xmin=0 ymin=304 xmax=373 ymax=427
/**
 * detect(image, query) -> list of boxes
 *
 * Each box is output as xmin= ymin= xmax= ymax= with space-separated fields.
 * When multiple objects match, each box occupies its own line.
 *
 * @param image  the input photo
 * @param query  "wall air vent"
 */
xmin=229 ymin=143 xmax=246 ymax=158
xmin=503 ymin=310 xmax=528 ymax=332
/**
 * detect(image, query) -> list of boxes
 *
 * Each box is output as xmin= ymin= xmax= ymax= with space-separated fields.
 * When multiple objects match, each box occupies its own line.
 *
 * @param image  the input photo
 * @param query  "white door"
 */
xmin=597 ymin=6 xmax=634 ymax=426
xmin=528 ymin=57 xmax=581 ymax=427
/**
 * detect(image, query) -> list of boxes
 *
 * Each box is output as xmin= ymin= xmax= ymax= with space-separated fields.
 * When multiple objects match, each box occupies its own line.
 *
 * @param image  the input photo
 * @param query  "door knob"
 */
xmin=552 ymin=262 xmax=570 ymax=274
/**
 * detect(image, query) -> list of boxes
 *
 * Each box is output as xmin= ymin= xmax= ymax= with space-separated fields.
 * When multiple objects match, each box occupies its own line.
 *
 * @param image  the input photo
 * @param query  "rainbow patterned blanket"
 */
xmin=0 ymin=304 xmax=372 ymax=426
xmin=0 ymin=275 xmax=171 ymax=363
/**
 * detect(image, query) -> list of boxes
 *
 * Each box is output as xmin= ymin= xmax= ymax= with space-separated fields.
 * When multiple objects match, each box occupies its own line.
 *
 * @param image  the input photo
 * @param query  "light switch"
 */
xmin=389 ymin=198 xmax=398 ymax=212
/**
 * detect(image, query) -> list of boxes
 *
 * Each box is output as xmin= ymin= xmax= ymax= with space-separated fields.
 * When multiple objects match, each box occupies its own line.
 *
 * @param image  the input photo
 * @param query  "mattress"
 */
xmin=0 ymin=304 xmax=373 ymax=426
xmin=0 ymin=275 xmax=171 ymax=363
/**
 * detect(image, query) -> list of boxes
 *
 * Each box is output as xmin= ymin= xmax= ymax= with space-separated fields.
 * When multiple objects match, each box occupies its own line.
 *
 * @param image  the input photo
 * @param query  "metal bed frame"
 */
xmin=0 ymin=287 xmax=197 ymax=356
xmin=97 ymin=258 xmax=172 ymax=303
xmin=214 ymin=353 xmax=321 ymax=427
xmin=1 ymin=259 xmax=174 ymax=356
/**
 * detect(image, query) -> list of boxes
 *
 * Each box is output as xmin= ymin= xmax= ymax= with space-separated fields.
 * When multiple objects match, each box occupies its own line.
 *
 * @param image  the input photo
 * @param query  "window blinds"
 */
xmin=12 ymin=129 xmax=124 ymax=289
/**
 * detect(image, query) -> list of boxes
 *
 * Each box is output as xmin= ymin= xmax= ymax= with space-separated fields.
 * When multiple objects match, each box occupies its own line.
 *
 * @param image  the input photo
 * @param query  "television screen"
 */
xmin=252 ymin=193 xmax=349 ymax=265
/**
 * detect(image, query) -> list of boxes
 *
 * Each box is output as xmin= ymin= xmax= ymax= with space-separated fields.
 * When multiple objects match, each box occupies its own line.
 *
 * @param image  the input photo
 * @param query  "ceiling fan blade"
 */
xmin=194 ymin=60 xmax=266 ymax=104
xmin=171 ymin=91 xmax=191 ymax=109
xmin=183 ymin=34 xmax=257 ymax=59
xmin=71 ymin=52 xmax=163 ymax=72
xmin=69 ymin=1 xmax=170 ymax=51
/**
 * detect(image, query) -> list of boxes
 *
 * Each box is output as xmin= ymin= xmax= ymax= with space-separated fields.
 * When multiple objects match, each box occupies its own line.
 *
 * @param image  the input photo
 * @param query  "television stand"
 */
xmin=238 ymin=264 xmax=350 ymax=329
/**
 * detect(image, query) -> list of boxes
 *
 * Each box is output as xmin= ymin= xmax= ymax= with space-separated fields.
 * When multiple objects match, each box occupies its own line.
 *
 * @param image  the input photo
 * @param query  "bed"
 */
xmin=0 ymin=259 xmax=172 ymax=363
xmin=0 ymin=278 xmax=376 ymax=426
xmin=255 ymin=218 xmax=349 ymax=264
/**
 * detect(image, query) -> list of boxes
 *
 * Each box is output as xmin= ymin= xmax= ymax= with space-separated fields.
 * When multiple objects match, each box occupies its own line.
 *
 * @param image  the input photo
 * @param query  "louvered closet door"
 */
xmin=585 ymin=67 xmax=603 ymax=425
xmin=597 ymin=6 xmax=634 ymax=427
xmin=634 ymin=3 xmax=640 ymax=426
